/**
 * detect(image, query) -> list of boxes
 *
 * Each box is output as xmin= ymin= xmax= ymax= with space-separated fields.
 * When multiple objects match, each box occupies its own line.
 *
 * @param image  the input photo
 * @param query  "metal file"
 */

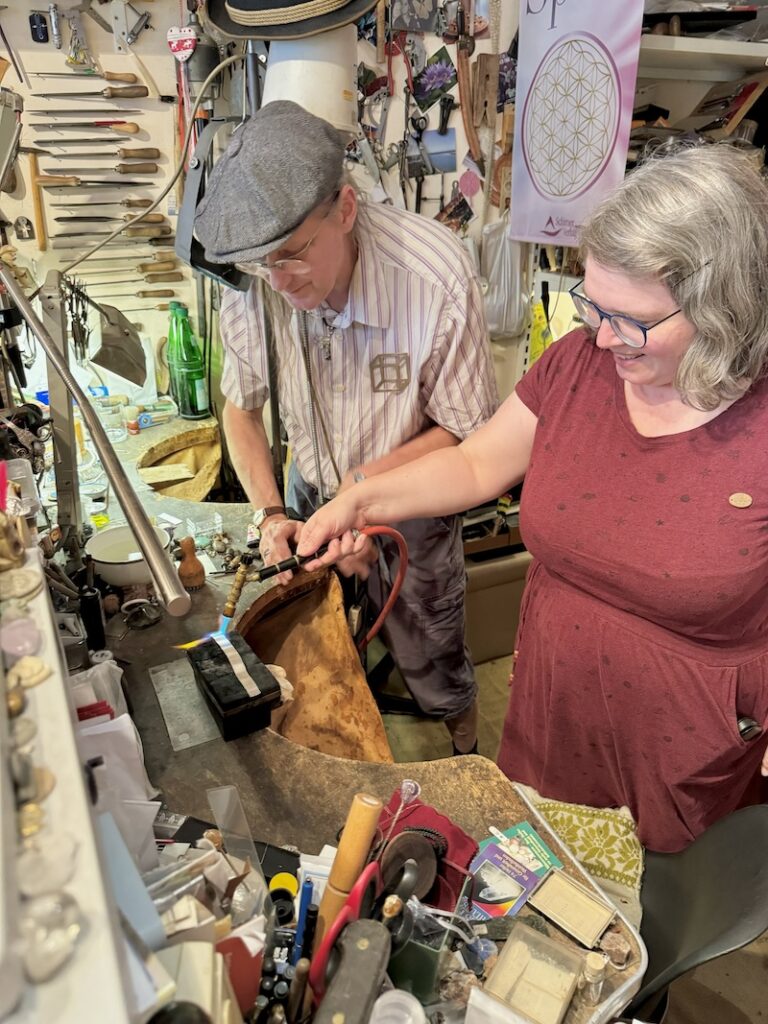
xmin=35 ymin=86 xmax=149 ymax=99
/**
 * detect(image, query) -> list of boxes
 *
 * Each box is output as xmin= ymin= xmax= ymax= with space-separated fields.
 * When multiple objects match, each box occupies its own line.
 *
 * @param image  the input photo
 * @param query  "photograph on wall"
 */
xmin=413 ymin=46 xmax=458 ymax=113
xmin=441 ymin=0 xmax=490 ymax=42
xmin=392 ymin=0 xmax=438 ymax=32
xmin=435 ymin=188 xmax=474 ymax=233
xmin=421 ymin=128 xmax=457 ymax=173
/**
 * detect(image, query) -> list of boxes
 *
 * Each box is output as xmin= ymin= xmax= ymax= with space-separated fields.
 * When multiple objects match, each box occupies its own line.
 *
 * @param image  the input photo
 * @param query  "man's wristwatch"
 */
xmin=252 ymin=506 xmax=287 ymax=528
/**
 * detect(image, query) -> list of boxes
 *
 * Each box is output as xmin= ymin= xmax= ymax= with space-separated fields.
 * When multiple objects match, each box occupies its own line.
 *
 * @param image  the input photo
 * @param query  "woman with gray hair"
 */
xmin=298 ymin=144 xmax=768 ymax=852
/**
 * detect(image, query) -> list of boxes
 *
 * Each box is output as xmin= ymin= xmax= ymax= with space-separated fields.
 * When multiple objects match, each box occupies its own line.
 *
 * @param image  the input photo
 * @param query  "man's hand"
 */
xmin=259 ymin=516 xmax=303 ymax=585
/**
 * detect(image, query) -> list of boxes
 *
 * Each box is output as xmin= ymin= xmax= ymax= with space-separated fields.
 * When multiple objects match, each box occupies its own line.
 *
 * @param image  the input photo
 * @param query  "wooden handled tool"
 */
xmin=123 ymin=213 xmax=164 ymax=223
xmin=58 ymin=162 xmax=158 ymax=174
xmin=27 ymin=152 xmax=48 ymax=251
xmin=36 ymin=173 xmax=80 ymax=188
xmin=116 ymin=148 xmax=159 ymax=160
xmin=137 ymin=260 xmax=175 ymax=272
xmin=104 ymin=122 xmax=141 ymax=135
xmin=32 ymin=71 xmax=140 ymax=83
xmin=37 ymin=85 xmax=149 ymax=99
xmin=103 ymin=71 xmax=140 ymax=84
xmin=137 ymin=290 xmax=174 ymax=298
xmin=456 ymin=4 xmax=485 ymax=175
xmin=86 ymin=280 xmax=179 ymax=291
xmin=313 ymin=792 xmax=383 ymax=955
xmin=124 ymin=225 xmax=172 ymax=237
xmin=50 ymin=198 xmax=153 ymax=209
xmin=115 ymin=161 xmax=156 ymax=174
xmin=54 ymin=213 xmax=166 ymax=224
xmin=42 ymin=148 xmax=160 ymax=160
xmin=143 ymin=272 xmax=183 ymax=283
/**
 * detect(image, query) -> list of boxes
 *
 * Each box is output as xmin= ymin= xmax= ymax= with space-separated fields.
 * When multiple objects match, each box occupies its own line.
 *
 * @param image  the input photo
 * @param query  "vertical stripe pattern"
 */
xmin=219 ymin=203 xmax=498 ymax=492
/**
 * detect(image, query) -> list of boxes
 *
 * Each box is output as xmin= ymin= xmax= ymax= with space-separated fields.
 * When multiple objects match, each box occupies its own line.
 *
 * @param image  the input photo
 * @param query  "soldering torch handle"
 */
xmin=257 ymin=544 xmax=329 ymax=581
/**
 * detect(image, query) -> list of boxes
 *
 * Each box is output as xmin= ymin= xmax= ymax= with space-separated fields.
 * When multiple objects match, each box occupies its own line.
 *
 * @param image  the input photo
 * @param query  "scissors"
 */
xmin=309 ymin=858 xmax=419 ymax=1000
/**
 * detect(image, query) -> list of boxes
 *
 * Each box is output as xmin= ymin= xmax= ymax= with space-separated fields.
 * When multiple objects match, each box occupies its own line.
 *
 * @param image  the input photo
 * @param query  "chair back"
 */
xmin=626 ymin=804 xmax=768 ymax=1017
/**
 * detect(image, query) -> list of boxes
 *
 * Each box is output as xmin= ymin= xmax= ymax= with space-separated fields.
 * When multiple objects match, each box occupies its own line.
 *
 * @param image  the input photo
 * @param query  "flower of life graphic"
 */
xmin=522 ymin=34 xmax=621 ymax=200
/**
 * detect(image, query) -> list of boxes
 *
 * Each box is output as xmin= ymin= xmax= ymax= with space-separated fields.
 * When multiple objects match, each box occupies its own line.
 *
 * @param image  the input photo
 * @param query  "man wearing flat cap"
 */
xmin=195 ymin=101 xmax=497 ymax=755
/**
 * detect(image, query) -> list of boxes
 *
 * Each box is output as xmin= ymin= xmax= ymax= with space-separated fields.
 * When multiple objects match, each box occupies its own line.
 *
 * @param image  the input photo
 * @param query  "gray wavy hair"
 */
xmin=579 ymin=143 xmax=768 ymax=410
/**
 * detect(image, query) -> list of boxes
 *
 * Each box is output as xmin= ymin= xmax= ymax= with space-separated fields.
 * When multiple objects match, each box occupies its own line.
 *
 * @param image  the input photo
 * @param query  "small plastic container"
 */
xmin=485 ymin=920 xmax=584 ymax=1024
xmin=5 ymin=459 xmax=41 ymax=520
xmin=387 ymin=878 xmax=471 ymax=1005
xmin=369 ymin=990 xmax=427 ymax=1024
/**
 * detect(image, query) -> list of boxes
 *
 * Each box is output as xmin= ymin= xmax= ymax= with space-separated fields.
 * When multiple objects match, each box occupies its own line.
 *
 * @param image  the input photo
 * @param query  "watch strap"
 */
xmin=253 ymin=505 xmax=286 ymax=526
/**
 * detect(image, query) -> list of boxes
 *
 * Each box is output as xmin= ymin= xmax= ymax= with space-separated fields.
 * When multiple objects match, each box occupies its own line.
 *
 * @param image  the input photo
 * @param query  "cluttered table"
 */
xmin=90 ymin=417 xmax=647 ymax=1022
xmin=108 ymin=585 xmax=646 ymax=1024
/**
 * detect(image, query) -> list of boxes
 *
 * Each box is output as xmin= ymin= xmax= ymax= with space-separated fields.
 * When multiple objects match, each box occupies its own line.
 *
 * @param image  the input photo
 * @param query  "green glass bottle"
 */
xmin=167 ymin=303 xmax=209 ymax=420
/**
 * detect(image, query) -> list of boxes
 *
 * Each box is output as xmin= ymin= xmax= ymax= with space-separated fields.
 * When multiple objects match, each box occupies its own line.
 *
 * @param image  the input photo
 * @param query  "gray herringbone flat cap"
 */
xmin=194 ymin=100 xmax=346 ymax=263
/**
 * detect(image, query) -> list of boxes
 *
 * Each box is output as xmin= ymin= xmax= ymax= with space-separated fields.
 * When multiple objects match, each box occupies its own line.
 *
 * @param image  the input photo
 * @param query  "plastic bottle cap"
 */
xmin=269 ymin=872 xmax=299 ymax=898
xmin=369 ymin=989 xmax=427 ymax=1024
xmin=584 ymin=951 xmax=608 ymax=980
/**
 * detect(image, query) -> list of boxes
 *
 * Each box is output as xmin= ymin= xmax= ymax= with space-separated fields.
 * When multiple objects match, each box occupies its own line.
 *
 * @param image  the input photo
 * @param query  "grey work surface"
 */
xmin=115 ymin=597 xmax=644 ymax=1024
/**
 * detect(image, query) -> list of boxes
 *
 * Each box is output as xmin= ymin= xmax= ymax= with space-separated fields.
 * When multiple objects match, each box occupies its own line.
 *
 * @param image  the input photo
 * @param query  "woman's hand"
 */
xmin=762 ymin=744 xmax=768 ymax=778
xmin=296 ymin=490 xmax=367 ymax=572
xmin=325 ymin=532 xmax=378 ymax=581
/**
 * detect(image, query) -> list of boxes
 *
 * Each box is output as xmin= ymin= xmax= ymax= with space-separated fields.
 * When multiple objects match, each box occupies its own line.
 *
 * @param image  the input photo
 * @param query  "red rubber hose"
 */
xmin=357 ymin=525 xmax=409 ymax=651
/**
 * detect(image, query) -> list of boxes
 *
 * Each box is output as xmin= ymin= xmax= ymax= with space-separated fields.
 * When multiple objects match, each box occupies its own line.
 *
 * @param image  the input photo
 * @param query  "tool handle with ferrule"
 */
xmin=124 ymin=225 xmax=172 ymax=237
xmin=103 ymin=86 xmax=148 ymax=98
xmin=115 ymin=162 xmax=157 ymax=174
xmin=38 ymin=174 xmax=81 ymax=186
xmin=123 ymin=213 xmax=165 ymax=224
xmin=116 ymin=147 xmax=159 ymax=160
xmin=103 ymin=71 xmax=139 ymax=84
xmin=137 ymin=260 xmax=175 ymax=272
xmin=143 ymin=272 xmax=183 ymax=283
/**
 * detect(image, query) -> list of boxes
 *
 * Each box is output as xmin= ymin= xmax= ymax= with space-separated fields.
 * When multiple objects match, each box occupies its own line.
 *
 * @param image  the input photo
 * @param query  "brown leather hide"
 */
xmin=237 ymin=570 xmax=393 ymax=764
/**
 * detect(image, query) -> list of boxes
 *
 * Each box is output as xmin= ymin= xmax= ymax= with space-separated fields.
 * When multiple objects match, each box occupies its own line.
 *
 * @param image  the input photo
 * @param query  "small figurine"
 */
xmin=212 ymin=532 xmax=230 ymax=554
xmin=177 ymin=536 xmax=205 ymax=592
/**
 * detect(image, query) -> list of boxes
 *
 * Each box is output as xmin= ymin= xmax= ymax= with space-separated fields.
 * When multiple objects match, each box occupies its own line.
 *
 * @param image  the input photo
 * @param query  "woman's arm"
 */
xmin=297 ymin=391 xmax=537 ymax=563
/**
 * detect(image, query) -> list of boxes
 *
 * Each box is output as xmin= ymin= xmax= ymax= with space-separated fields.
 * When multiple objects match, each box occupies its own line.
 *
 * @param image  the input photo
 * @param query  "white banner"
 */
xmin=509 ymin=0 xmax=645 ymax=245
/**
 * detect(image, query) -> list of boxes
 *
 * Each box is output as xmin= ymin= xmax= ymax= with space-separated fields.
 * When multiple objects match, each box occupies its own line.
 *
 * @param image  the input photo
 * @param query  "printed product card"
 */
xmin=480 ymin=821 xmax=563 ymax=878
xmin=469 ymin=842 xmax=543 ymax=920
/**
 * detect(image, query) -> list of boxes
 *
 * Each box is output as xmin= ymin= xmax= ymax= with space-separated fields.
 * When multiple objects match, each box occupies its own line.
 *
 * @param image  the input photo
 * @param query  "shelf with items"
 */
xmin=639 ymin=34 xmax=768 ymax=82
xmin=2 ymin=548 xmax=131 ymax=1023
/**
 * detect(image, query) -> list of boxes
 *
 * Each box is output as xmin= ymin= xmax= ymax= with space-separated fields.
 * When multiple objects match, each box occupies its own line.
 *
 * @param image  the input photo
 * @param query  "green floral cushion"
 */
xmin=526 ymin=791 xmax=644 ymax=893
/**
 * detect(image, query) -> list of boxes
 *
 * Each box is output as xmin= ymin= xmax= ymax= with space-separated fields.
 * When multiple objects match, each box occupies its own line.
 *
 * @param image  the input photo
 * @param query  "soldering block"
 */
xmin=186 ymin=632 xmax=281 ymax=741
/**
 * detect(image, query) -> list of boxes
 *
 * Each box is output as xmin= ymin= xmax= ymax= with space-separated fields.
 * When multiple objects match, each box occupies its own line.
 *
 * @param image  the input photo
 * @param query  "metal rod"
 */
xmin=0 ymin=267 xmax=191 ymax=617
xmin=246 ymin=40 xmax=261 ymax=118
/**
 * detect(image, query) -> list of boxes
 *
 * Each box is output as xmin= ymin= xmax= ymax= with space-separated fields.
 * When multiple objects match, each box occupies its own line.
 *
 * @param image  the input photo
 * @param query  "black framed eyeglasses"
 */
xmin=568 ymin=280 xmax=681 ymax=349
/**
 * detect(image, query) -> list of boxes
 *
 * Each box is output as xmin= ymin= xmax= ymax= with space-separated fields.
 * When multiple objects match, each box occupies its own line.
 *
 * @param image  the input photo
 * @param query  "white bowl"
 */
xmin=85 ymin=525 xmax=171 ymax=587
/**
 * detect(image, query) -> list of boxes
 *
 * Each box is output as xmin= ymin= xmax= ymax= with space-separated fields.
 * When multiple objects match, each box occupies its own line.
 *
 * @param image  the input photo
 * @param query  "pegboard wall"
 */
xmin=1 ymin=0 xmax=524 ymax=400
